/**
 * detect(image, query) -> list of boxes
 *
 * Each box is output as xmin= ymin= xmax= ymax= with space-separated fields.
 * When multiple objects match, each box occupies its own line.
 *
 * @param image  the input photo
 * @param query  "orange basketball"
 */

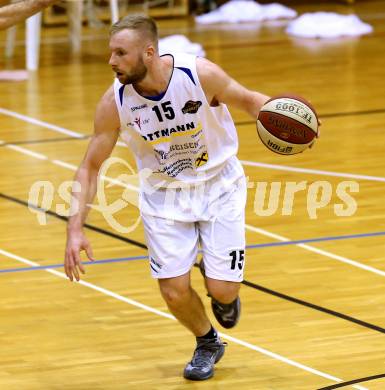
xmin=257 ymin=95 xmax=319 ymax=155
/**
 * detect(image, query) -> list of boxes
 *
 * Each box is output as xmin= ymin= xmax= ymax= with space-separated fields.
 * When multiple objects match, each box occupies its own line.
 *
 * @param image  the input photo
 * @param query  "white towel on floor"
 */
xmin=286 ymin=12 xmax=373 ymax=38
xmin=0 ymin=70 xmax=28 ymax=81
xmin=159 ymin=35 xmax=206 ymax=57
xmin=195 ymin=0 xmax=297 ymax=24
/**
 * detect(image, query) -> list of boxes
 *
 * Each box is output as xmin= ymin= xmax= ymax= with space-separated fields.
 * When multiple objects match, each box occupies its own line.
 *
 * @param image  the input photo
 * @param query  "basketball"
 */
xmin=257 ymin=95 xmax=319 ymax=155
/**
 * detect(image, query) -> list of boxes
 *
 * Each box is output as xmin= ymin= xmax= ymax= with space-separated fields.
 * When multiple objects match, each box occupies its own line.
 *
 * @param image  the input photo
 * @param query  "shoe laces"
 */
xmin=190 ymin=339 xmax=225 ymax=368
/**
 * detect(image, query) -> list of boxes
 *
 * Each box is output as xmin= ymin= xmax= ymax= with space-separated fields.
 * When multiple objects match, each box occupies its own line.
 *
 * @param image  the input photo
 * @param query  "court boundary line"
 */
xmin=1 ymin=106 xmax=385 ymax=182
xmin=0 ymin=135 xmax=90 ymax=147
xmin=0 ymin=247 xmax=367 ymax=390
xmin=0 ymin=107 xmax=128 ymax=146
xmin=240 ymin=160 xmax=385 ymax=182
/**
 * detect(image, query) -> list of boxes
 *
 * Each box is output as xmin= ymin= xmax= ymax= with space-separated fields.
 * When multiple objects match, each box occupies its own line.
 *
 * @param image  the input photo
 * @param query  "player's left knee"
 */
xmin=206 ymin=279 xmax=240 ymax=304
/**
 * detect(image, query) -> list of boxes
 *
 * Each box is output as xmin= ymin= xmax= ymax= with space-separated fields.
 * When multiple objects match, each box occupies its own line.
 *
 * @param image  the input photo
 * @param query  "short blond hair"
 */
xmin=110 ymin=14 xmax=158 ymax=49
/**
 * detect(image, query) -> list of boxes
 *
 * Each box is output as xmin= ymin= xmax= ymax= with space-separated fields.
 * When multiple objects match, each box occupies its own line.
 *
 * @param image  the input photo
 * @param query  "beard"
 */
xmin=116 ymin=55 xmax=147 ymax=85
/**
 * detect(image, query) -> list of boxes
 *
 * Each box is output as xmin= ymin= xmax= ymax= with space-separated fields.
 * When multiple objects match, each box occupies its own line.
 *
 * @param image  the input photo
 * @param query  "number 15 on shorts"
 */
xmin=229 ymin=250 xmax=245 ymax=270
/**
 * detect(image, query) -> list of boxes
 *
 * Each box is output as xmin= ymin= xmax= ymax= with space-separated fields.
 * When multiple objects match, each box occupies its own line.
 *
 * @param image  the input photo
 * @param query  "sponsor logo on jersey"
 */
xmin=157 ymin=158 xmax=194 ymax=178
xmin=132 ymin=116 xmax=150 ymax=130
xmin=142 ymin=121 xmax=197 ymax=142
xmin=182 ymin=100 xmax=202 ymax=114
xmin=195 ymin=152 xmax=209 ymax=167
xmin=154 ymin=142 xmax=200 ymax=161
xmin=134 ymin=117 xmax=142 ymax=130
xmin=131 ymin=103 xmax=148 ymax=112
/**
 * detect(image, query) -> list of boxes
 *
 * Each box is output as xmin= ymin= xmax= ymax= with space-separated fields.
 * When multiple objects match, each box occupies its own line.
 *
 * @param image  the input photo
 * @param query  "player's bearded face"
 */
xmin=117 ymin=54 xmax=147 ymax=85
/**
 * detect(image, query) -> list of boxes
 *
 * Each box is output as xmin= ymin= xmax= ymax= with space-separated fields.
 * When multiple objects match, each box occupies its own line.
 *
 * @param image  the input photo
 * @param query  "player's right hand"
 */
xmin=64 ymin=231 xmax=94 ymax=282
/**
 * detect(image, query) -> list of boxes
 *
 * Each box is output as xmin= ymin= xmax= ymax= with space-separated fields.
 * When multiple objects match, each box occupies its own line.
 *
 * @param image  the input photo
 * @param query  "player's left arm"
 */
xmin=197 ymin=57 xmax=270 ymax=119
xmin=0 ymin=0 xmax=59 ymax=30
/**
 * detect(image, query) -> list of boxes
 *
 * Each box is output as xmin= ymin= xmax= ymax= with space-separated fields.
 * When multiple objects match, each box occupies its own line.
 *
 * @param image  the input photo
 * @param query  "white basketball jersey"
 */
xmin=113 ymin=52 xmax=243 ymax=188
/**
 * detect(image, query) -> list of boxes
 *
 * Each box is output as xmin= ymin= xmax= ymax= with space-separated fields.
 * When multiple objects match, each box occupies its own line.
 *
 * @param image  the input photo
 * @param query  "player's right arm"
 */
xmin=64 ymin=86 xmax=120 ymax=282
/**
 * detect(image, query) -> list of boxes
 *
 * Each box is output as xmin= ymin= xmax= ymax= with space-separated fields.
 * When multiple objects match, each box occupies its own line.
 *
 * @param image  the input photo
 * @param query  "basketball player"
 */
xmin=64 ymin=15 xmax=269 ymax=381
xmin=0 ymin=0 xmax=58 ymax=30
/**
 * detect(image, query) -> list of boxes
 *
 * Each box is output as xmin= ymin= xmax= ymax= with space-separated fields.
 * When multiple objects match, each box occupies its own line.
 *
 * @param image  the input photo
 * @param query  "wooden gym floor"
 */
xmin=0 ymin=1 xmax=385 ymax=389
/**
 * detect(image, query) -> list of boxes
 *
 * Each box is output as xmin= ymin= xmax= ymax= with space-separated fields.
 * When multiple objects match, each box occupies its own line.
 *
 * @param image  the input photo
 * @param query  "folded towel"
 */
xmin=196 ymin=0 xmax=297 ymax=24
xmin=159 ymin=35 xmax=205 ymax=57
xmin=286 ymin=12 xmax=373 ymax=38
xmin=0 ymin=70 xmax=28 ymax=81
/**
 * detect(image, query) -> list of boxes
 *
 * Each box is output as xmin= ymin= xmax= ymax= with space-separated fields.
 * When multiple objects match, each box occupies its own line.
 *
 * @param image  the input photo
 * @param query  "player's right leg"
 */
xmin=141 ymin=214 xmax=226 ymax=380
xmin=158 ymin=271 xmax=211 ymax=335
xmin=158 ymin=273 xmax=226 ymax=380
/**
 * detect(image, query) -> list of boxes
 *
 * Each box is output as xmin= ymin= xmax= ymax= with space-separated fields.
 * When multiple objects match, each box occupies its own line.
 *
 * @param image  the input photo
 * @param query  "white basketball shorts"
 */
xmin=141 ymin=159 xmax=247 ymax=282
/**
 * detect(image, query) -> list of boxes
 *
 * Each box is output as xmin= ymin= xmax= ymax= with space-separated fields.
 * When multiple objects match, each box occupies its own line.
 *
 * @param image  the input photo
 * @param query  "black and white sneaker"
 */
xmin=183 ymin=336 xmax=226 ymax=380
xmin=198 ymin=259 xmax=242 ymax=329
